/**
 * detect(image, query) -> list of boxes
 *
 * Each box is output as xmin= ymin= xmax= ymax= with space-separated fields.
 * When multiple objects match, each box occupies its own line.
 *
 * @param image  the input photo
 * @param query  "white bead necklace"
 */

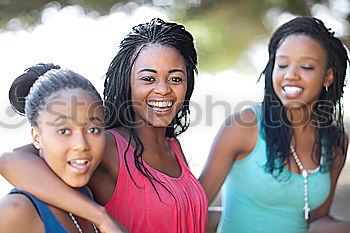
xmin=69 ymin=212 xmax=99 ymax=233
xmin=290 ymin=145 xmax=323 ymax=220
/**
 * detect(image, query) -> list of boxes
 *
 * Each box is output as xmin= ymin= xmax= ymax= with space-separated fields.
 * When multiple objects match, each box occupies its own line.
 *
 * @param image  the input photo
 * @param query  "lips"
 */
xmin=68 ymin=159 xmax=90 ymax=173
xmin=147 ymin=100 xmax=174 ymax=112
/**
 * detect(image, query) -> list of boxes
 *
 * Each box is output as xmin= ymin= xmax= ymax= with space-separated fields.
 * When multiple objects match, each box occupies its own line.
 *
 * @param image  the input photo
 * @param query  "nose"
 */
xmin=154 ymin=80 xmax=171 ymax=96
xmin=284 ymin=65 xmax=299 ymax=80
xmin=71 ymin=132 xmax=90 ymax=152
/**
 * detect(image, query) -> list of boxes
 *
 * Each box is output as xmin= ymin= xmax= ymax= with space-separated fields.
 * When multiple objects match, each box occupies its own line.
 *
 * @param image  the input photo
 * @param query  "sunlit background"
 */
xmin=0 ymin=0 xmax=349 ymax=219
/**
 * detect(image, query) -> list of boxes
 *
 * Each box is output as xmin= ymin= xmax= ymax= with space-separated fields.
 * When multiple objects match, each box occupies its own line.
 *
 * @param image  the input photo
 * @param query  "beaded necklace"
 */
xmin=68 ymin=212 xmax=99 ymax=233
xmin=290 ymin=145 xmax=323 ymax=220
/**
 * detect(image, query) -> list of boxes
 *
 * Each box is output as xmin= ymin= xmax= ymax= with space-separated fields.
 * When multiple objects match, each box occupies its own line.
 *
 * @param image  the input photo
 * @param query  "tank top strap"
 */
xmin=9 ymin=188 xmax=68 ymax=233
xmin=166 ymin=138 xmax=188 ymax=168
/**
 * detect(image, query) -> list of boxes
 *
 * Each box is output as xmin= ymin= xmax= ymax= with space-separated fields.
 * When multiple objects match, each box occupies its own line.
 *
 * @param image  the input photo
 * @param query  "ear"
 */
xmin=323 ymin=68 xmax=334 ymax=88
xmin=31 ymin=127 xmax=41 ymax=150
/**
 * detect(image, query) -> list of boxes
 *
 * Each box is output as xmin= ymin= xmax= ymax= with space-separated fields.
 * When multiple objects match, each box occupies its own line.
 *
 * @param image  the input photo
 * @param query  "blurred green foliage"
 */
xmin=0 ymin=0 xmax=349 ymax=72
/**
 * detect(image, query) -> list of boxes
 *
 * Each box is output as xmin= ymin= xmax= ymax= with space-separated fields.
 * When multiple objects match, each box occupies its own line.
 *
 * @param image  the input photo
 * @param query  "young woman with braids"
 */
xmin=199 ymin=16 xmax=350 ymax=232
xmin=0 ymin=63 xmax=127 ymax=233
xmin=0 ymin=18 xmax=208 ymax=233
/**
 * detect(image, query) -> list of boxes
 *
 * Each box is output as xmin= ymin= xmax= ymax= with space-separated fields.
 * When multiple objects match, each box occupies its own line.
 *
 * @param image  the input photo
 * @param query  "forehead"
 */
xmin=133 ymin=45 xmax=186 ymax=69
xmin=276 ymin=34 xmax=327 ymax=59
xmin=39 ymin=89 xmax=103 ymax=119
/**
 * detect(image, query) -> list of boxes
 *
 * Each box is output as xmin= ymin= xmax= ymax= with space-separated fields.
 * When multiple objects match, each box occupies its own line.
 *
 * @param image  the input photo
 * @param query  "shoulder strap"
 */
xmin=167 ymin=138 xmax=188 ymax=168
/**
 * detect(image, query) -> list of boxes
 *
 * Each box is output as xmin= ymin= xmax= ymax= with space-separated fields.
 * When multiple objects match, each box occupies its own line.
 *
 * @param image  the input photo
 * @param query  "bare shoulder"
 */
xmin=219 ymin=107 xmax=259 ymax=156
xmin=0 ymin=194 xmax=43 ymax=233
xmin=225 ymin=107 xmax=258 ymax=130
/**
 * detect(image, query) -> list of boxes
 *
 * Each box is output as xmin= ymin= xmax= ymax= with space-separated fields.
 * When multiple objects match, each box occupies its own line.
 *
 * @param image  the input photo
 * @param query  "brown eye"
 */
xmin=87 ymin=127 xmax=101 ymax=134
xmin=57 ymin=128 xmax=70 ymax=135
xmin=141 ymin=76 xmax=155 ymax=82
xmin=169 ymin=77 xmax=183 ymax=82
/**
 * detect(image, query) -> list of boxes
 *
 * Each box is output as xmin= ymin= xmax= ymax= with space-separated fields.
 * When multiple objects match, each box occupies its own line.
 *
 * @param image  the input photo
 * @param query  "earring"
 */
xmin=325 ymin=86 xmax=328 ymax=92
xmin=33 ymin=143 xmax=40 ymax=150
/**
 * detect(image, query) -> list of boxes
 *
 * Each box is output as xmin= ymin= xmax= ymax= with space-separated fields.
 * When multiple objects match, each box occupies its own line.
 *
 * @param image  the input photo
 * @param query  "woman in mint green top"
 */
xmin=218 ymin=105 xmax=330 ymax=232
xmin=200 ymin=16 xmax=350 ymax=232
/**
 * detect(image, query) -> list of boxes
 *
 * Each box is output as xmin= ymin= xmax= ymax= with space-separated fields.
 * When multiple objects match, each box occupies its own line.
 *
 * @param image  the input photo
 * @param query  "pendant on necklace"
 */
xmin=290 ymin=145 xmax=321 ymax=221
xmin=304 ymin=203 xmax=310 ymax=220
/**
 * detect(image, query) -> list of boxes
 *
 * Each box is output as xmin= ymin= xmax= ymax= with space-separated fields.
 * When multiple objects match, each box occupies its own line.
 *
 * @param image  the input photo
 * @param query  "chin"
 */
xmin=65 ymin=178 xmax=89 ymax=188
xmin=151 ymin=120 xmax=174 ymax=128
xmin=282 ymin=101 xmax=309 ymax=110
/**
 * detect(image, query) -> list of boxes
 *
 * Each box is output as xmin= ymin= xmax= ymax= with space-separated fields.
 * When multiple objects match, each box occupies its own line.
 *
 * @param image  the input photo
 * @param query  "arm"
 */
xmin=206 ymin=206 xmax=221 ymax=233
xmin=308 ymin=134 xmax=350 ymax=233
xmin=199 ymin=109 xmax=259 ymax=204
xmin=308 ymin=216 xmax=350 ymax=233
xmin=0 ymin=144 xmax=126 ymax=233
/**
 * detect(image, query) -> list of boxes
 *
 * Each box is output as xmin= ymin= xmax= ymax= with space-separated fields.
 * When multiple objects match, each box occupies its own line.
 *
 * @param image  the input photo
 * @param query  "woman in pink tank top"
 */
xmin=0 ymin=18 xmax=208 ymax=233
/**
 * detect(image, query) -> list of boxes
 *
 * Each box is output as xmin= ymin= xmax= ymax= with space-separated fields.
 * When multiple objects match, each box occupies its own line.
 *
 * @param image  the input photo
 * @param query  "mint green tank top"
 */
xmin=216 ymin=105 xmax=331 ymax=233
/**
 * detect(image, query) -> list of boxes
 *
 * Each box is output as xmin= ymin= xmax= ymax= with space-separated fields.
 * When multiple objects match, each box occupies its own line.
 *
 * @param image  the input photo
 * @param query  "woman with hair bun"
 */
xmin=0 ymin=18 xmax=208 ymax=233
xmin=0 ymin=63 xmax=127 ymax=232
xmin=199 ymin=16 xmax=350 ymax=232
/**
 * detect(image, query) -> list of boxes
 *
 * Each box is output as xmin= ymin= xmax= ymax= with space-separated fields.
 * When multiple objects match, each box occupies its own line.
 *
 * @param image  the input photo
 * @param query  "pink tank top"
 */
xmin=105 ymin=130 xmax=208 ymax=233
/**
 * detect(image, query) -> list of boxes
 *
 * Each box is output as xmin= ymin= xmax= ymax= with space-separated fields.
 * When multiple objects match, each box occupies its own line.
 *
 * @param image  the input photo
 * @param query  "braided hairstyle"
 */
xmin=103 ymin=18 xmax=197 ymax=197
xmin=9 ymin=63 xmax=103 ymax=127
xmin=260 ymin=16 xmax=349 ymax=177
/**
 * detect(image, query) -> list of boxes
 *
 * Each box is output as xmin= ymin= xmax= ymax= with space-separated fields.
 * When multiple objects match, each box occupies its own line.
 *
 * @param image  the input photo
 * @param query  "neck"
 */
xmin=136 ymin=124 xmax=168 ymax=152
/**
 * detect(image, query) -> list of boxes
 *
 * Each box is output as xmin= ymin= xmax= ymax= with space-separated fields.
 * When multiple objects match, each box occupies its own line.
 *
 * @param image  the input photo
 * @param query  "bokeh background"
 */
xmin=1 ymin=0 xmax=349 ymax=219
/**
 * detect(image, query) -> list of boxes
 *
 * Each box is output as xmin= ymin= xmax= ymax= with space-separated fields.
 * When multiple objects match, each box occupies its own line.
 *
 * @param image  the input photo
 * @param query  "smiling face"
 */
xmin=32 ymin=89 xmax=105 ymax=188
xmin=272 ymin=34 xmax=333 ymax=109
xmin=130 ymin=45 xmax=188 ymax=128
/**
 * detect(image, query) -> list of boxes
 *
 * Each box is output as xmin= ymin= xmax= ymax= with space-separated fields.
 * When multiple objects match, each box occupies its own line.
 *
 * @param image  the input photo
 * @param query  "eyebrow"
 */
xmin=276 ymin=55 xmax=320 ymax=62
xmin=138 ymin=68 xmax=157 ymax=74
xmin=53 ymin=115 xmax=71 ymax=122
xmin=89 ymin=117 xmax=104 ymax=123
xmin=53 ymin=115 xmax=103 ymax=123
xmin=137 ymin=68 xmax=186 ymax=74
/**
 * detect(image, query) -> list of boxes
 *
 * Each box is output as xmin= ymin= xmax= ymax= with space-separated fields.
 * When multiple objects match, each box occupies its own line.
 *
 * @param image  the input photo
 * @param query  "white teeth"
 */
xmin=70 ymin=159 xmax=88 ymax=164
xmin=147 ymin=101 xmax=173 ymax=112
xmin=283 ymin=86 xmax=303 ymax=95
xmin=147 ymin=101 xmax=173 ymax=108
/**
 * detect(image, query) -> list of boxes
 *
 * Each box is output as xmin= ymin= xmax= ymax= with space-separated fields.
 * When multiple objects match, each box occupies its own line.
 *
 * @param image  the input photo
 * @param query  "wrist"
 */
xmin=92 ymin=205 xmax=110 ymax=226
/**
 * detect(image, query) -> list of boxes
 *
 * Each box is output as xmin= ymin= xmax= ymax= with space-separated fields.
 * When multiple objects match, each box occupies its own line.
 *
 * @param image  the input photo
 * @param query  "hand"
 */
xmin=98 ymin=220 xmax=129 ymax=233
xmin=95 ymin=210 xmax=129 ymax=233
xmin=308 ymin=217 xmax=350 ymax=233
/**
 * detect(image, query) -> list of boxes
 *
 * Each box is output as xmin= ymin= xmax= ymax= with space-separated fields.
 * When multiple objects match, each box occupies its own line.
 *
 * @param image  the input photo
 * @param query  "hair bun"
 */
xmin=9 ymin=63 xmax=60 ymax=115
